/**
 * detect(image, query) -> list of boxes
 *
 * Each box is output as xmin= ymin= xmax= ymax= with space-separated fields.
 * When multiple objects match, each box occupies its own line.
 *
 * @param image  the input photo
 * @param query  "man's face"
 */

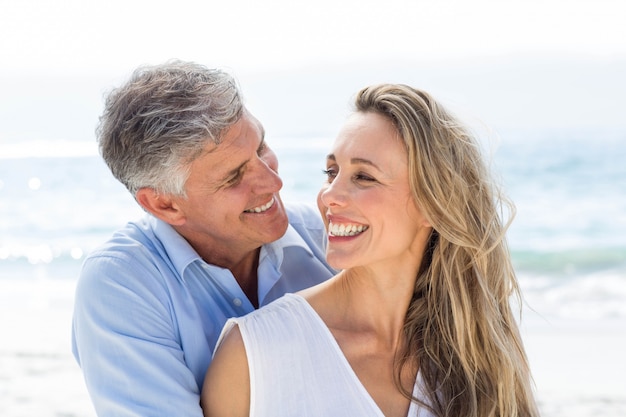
xmin=171 ymin=110 xmax=288 ymax=265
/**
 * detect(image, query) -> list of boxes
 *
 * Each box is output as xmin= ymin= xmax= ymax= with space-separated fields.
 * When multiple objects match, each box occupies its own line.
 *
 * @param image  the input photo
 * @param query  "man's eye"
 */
xmin=226 ymin=171 xmax=243 ymax=186
xmin=257 ymin=142 xmax=267 ymax=155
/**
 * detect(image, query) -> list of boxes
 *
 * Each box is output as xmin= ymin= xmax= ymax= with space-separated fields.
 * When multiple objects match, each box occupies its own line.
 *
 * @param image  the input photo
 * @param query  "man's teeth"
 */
xmin=245 ymin=198 xmax=274 ymax=213
xmin=328 ymin=222 xmax=368 ymax=237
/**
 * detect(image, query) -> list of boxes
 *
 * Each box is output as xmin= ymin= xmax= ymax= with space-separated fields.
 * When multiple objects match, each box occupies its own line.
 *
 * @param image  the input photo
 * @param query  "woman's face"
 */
xmin=317 ymin=111 xmax=432 ymax=271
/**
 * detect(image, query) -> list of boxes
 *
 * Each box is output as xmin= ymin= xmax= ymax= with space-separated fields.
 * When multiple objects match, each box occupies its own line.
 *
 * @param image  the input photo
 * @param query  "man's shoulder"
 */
xmin=89 ymin=217 xmax=157 ymax=258
xmin=279 ymin=201 xmax=329 ymax=262
xmin=77 ymin=216 xmax=174 ymax=297
xmin=285 ymin=202 xmax=324 ymax=230
xmin=80 ymin=216 xmax=166 ymax=280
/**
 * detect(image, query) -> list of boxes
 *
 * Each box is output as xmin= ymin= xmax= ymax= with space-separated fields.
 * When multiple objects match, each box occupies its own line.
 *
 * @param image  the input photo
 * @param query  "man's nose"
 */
xmin=251 ymin=155 xmax=283 ymax=193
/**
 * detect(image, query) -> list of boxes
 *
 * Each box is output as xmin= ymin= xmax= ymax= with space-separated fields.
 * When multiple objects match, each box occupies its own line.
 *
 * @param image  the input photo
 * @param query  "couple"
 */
xmin=72 ymin=60 xmax=538 ymax=417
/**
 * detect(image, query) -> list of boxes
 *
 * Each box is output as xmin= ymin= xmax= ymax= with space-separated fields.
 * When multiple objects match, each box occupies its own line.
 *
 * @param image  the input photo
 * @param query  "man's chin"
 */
xmin=264 ymin=212 xmax=289 ymax=240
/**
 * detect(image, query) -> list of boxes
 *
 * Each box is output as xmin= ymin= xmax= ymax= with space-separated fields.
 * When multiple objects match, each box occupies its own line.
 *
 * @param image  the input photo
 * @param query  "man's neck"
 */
xmin=173 ymin=225 xmax=262 ymax=308
xmin=229 ymin=250 xmax=260 ymax=308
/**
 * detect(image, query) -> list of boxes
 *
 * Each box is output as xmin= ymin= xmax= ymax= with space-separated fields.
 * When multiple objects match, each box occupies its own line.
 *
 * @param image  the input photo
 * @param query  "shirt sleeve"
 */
xmin=71 ymin=251 xmax=203 ymax=417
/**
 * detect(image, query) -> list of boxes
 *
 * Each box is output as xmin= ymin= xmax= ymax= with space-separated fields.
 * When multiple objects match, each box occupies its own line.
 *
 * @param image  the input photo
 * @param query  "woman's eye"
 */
xmin=322 ymin=168 xmax=337 ymax=180
xmin=322 ymin=168 xmax=376 ymax=184
xmin=355 ymin=173 xmax=376 ymax=182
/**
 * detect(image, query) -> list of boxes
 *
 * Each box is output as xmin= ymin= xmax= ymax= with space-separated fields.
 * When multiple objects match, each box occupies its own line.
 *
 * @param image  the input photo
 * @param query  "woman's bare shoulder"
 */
xmin=201 ymin=325 xmax=250 ymax=417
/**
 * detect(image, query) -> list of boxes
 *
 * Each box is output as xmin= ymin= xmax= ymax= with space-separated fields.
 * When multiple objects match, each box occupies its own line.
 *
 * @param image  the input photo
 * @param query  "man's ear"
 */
xmin=136 ymin=188 xmax=186 ymax=226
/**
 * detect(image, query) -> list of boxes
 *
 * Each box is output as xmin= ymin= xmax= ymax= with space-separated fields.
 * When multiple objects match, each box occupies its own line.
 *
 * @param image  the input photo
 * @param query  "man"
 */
xmin=71 ymin=60 xmax=334 ymax=416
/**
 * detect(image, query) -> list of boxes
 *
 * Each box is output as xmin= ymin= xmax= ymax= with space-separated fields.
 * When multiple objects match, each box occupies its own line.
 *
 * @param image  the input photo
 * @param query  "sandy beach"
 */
xmin=522 ymin=316 xmax=626 ymax=416
xmin=0 ymin=277 xmax=96 ymax=417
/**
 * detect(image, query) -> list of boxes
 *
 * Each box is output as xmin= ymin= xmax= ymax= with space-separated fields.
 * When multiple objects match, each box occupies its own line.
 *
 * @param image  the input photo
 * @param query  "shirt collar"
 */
xmin=150 ymin=215 xmax=202 ymax=280
xmin=150 ymin=215 xmax=315 ymax=280
xmin=260 ymin=223 xmax=315 ymax=267
xmin=257 ymin=223 xmax=315 ymax=303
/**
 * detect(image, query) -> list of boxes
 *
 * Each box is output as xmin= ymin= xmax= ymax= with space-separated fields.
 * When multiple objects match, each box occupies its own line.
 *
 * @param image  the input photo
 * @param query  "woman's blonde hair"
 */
xmin=354 ymin=84 xmax=538 ymax=417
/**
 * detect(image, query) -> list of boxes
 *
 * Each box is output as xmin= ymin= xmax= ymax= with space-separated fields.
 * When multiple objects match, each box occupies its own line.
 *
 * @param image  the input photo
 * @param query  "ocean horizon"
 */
xmin=2 ymin=126 xmax=625 ymax=319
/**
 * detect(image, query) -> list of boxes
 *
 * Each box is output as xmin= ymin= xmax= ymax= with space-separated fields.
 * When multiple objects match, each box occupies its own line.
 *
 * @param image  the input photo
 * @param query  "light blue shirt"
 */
xmin=72 ymin=203 xmax=335 ymax=417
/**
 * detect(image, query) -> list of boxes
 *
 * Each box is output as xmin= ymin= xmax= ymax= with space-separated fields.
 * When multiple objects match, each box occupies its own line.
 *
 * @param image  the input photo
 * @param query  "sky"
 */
xmin=2 ymin=0 xmax=625 ymax=74
xmin=1 ymin=0 xmax=625 ymax=143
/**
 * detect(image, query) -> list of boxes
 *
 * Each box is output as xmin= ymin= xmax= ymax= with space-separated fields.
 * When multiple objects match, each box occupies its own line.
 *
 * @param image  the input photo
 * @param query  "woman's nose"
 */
xmin=319 ymin=176 xmax=347 ymax=208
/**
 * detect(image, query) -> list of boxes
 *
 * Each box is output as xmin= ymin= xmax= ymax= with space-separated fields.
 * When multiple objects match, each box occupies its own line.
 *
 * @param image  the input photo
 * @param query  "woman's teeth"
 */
xmin=328 ymin=222 xmax=368 ymax=237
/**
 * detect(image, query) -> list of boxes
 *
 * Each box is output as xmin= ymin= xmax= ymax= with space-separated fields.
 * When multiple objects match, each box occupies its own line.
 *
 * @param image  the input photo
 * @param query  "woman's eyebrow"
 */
xmin=350 ymin=157 xmax=380 ymax=170
xmin=326 ymin=154 xmax=381 ymax=170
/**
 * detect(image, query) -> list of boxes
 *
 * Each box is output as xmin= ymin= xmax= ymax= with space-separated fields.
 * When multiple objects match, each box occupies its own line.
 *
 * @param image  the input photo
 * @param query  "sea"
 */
xmin=1 ymin=127 xmax=625 ymax=416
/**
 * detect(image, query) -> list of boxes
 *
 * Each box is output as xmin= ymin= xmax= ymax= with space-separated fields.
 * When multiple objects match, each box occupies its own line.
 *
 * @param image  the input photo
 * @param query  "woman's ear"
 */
xmin=135 ymin=188 xmax=186 ymax=226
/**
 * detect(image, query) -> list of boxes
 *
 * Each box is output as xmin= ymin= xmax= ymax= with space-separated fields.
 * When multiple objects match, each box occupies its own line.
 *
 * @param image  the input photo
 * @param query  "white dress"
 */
xmin=215 ymin=293 xmax=435 ymax=417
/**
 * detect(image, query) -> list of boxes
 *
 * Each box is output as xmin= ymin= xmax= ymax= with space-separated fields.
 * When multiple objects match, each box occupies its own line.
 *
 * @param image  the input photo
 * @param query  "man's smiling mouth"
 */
xmin=244 ymin=198 xmax=274 ymax=213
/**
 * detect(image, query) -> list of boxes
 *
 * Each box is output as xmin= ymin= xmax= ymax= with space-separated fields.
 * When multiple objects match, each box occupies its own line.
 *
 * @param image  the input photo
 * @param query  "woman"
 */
xmin=201 ymin=84 xmax=539 ymax=417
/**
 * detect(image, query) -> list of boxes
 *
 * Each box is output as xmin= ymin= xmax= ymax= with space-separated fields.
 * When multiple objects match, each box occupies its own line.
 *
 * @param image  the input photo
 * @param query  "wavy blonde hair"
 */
xmin=354 ymin=84 xmax=538 ymax=417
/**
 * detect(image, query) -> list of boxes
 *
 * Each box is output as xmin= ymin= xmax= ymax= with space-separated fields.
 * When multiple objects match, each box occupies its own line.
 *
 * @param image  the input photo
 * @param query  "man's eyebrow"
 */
xmin=222 ymin=158 xmax=248 ymax=182
xmin=230 ymin=161 xmax=246 ymax=174
xmin=221 ymin=130 xmax=265 ymax=183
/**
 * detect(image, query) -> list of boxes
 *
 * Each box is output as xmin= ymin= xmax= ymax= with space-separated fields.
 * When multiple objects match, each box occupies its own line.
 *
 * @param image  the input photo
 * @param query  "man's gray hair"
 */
xmin=97 ymin=60 xmax=244 ymax=197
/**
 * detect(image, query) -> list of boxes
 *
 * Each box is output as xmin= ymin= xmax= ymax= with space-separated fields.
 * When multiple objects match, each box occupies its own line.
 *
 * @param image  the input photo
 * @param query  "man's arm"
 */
xmin=72 ymin=253 xmax=203 ymax=417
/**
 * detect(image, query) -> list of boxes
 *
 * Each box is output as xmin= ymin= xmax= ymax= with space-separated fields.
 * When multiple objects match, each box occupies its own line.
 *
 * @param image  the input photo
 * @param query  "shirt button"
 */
xmin=233 ymin=298 xmax=242 ymax=307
